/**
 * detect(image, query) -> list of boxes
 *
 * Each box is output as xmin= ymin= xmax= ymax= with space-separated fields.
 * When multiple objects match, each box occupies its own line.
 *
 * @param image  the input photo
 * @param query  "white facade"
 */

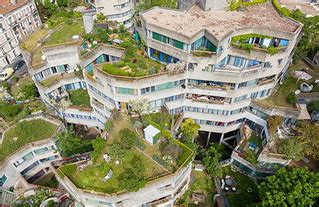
xmin=87 ymin=0 xmax=134 ymax=28
xmin=0 ymin=0 xmax=40 ymax=70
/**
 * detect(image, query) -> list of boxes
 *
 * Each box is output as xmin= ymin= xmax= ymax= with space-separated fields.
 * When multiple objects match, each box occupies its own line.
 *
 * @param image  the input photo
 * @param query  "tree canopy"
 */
xmin=55 ymin=127 xmax=92 ymax=157
xmin=294 ymin=121 xmax=319 ymax=159
xmin=258 ymin=167 xmax=319 ymax=207
xmin=203 ymin=143 xmax=222 ymax=177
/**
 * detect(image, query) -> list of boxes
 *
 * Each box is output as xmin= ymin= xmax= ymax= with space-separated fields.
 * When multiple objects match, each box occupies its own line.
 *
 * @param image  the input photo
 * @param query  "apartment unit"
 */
xmin=0 ymin=0 xmax=40 ymax=70
xmin=0 ymin=116 xmax=62 ymax=192
xmin=86 ymin=0 xmax=134 ymax=28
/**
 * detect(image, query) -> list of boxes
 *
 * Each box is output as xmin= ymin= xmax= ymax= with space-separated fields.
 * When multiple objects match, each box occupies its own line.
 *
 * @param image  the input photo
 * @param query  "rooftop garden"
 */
xmin=82 ymin=23 xmax=165 ymax=77
xmin=69 ymin=89 xmax=91 ymax=108
xmin=229 ymin=0 xmax=267 ymax=11
xmin=59 ymin=112 xmax=193 ymax=193
xmin=59 ymin=114 xmax=168 ymax=193
xmin=178 ymin=170 xmax=215 ymax=206
xmin=236 ymin=131 xmax=263 ymax=165
xmin=0 ymin=118 xmax=58 ymax=162
xmin=259 ymin=60 xmax=319 ymax=108
xmin=43 ymin=17 xmax=84 ymax=46
xmin=221 ymin=165 xmax=259 ymax=207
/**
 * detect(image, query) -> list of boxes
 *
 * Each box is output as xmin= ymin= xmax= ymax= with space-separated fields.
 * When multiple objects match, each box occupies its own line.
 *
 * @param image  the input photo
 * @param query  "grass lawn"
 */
xmin=0 ymin=119 xmax=58 ymax=162
xmin=59 ymin=115 xmax=167 ymax=194
xmin=260 ymin=60 xmax=319 ymax=108
xmin=222 ymin=166 xmax=259 ymax=207
xmin=69 ymin=89 xmax=91 ymax=108
xmin=34 ymin=172 xmax=59 ymax=188
xmin=43 ymin=18 xmax=84 ymax=46
xmin=20 ymin=28 xmax=50 ymax=52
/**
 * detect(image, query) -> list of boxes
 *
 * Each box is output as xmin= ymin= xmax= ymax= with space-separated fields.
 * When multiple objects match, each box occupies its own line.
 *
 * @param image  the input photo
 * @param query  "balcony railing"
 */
xmin=186 ymin=96 xmax=225 ymax=105
xmin=191 ymin=50 xmax=216 ymax=57
xmin=188 ymin=83 xmax=234 ymax=91
xmin=257 ymin=78 xmax=275 ymax=86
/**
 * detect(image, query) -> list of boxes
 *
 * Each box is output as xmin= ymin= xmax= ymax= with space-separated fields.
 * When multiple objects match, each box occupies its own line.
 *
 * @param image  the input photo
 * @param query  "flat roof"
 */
xmin=141 ymin=3 xmax=300 ymax=40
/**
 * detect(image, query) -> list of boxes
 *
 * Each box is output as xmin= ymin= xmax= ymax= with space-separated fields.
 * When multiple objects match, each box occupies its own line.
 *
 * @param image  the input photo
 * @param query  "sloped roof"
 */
xmin=0 ymin=0 xmax=29 ymax=15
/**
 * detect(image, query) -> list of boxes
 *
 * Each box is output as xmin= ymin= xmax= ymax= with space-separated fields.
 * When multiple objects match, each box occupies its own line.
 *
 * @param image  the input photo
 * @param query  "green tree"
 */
xmin=91 ymin=137 xmax=105 ymax=162
xmin=203 ymin=143 xmax=222 ymax=177
xmin=119 ymin=155 xmax=147 ymax=192
xmin=0 ymin=101 xmax=20 ymax=119
xmin=119 ymin=129 xmax=138 ymax=149
xmin=55 ymin=127 xmax=92 ymax=157
xmin=307 ymin=100 xmax=319 ymax=114
xmin=14 ymin=189 xmax=54 ymax=207
xmin=44 ymin=0 xmax=58 ymax=16
xmin=108 ymin=142 xmax=126 ymax=160
xmin=295 ymin=121 xmax=319 ymax=159
xmin=278 ymin=138 xmax=304 ymax=161
xmin=179 ymin=118 xmax=200 ymax=141
xmin=57 ymin=0 xmax=68 ymax=7
xmin=18 ymin=83 xmax=37 ymax=101
xmin=258 ymin=167 xmax=319 ymax=206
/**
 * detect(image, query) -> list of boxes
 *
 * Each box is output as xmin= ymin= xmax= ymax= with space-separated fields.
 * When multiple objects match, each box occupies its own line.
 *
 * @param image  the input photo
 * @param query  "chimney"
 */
xmin=10 ymin=0 xmax=17 ymax=5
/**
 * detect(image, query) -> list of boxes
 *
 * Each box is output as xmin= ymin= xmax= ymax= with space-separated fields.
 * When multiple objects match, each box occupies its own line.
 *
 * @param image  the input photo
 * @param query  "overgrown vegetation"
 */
xmin=68 ymin=89 xmax=91 ymax=108
xmin=55 ymin=126 xmax=93 ymax=157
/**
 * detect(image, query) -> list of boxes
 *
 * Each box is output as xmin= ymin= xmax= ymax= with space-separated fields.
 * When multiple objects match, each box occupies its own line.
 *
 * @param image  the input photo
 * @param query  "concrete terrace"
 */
xmin=141 ymin=3 xmax=301 ymax=40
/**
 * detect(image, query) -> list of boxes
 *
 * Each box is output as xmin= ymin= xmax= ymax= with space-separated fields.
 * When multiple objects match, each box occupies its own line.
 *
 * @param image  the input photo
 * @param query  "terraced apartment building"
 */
xmin=20 ymin=1 xmax=304 ymax=203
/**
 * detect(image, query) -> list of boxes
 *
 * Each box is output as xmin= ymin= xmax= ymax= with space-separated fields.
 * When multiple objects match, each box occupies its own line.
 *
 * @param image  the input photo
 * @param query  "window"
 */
xmin=152 ymin=32 xmax=167 ymax=43
xmin=0 ymin=175 xmax=7 ymax=186
xmin=234 ymin=95 xmax=247 ymax=103
xmin=278 ymin=58 xmax=283 ymax=66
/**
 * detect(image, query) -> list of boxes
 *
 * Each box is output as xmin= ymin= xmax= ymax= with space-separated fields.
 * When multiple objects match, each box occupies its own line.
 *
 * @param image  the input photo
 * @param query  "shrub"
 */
xmin=267 ymin=46 xmax=279 ymax=55
xmin=102 ymin=64 xmax=129 ymax=76
xmin=91 ymin=137 xmax=105 ymax=162
xmin=117 ymin=60 xmax=126 ymax=67
xmin=119 ymin=129 xmax=138 ymax=149
xmin=66 ymin=19 xmax=73 ymax=25
xmin=18 ymin=83 xmax=37 ymax=101
xmin=12 ymin=76 xmax=18 ymax=83
xmin=307 ymin=100 xmax=319 ymax=113
xmin=0 ymin=101 xmax=20 ymax=119
xmin=287 ymin=92 xmax=296 ymax=104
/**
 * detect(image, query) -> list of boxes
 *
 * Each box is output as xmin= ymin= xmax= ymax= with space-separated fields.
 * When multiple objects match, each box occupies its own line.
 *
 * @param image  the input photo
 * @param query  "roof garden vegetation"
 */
xmin=43 ymin=17 xmax=84 ymax=46
xmin=259 ymin=60 xmax=319 ymax=108
xmin=68 ymin=89 xmax=91 ymax=108
xmin=0 ymin=119 xmax=58 ymax=162
xmin=221 ymin=165 xmax=259 ymax=207
xmin=136 ymin=0 xmax=178 ymax=12
xmin=228 ymin=0 xmax=267 ymax=11
xmin=101 ymin=39 xmax=164 ymax=77
xmin=237 ymin=131 xmax=262 ymax=165
xmin=59 ymin=113 xmax=194 ymax=193
xmin=81 ymin=21 xmax=164 ymax=77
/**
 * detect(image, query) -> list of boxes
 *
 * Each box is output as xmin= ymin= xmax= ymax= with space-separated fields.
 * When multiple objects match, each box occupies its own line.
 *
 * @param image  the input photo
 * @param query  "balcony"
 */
xmin=257 ymin=77 xmax=275 ymax=86
xmin=9 ymin=21 xmax=18 ymax=27
xmin=186 ymin=94 xmax=229 ymax=105
xmin=191 ymin=50 xmax=216 ymax=57
xmin=188 ymin=81 xmax=235 ymax=91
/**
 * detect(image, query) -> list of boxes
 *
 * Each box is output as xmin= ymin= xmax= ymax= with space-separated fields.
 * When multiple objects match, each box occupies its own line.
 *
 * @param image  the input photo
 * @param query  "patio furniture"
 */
xmin=224 ymin=186 xmax=229 ymax=192
xmin=231 ymin=187 xmax=237 ymax=192
xmin=225 ymin=178 xmax=233 ymax=186
xmin=300 ymin=82 xmax=313 ymax=92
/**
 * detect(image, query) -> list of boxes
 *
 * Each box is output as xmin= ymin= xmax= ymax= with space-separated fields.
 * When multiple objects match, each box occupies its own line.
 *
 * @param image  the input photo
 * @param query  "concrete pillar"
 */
xmin=206 ymin=131 xmax=211 ymax=147
xmin=219 ymin=133 xmax=224 ymax=144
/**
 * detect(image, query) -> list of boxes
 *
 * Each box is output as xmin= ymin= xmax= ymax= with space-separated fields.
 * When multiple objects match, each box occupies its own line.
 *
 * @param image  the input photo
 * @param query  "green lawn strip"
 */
xmin=0 ymin=119 xmax=57 ymax=162
xmin=222 ymin=166 xmax=259 ymax=207
xmin=69 ymin=89 xmax=91 ymax=107
xmin=34 ymin=173 xmax=59 ymax=188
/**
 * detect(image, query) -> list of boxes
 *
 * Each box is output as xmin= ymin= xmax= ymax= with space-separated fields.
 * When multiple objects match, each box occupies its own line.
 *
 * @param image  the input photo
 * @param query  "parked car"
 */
xmin=13 ymin=60 xmax=25 ymax=71
xmin=0 ymin=67 xmax=14 ymax=82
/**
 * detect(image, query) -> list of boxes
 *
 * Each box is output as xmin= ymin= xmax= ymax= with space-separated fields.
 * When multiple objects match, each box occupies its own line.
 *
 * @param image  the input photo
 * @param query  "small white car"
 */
xmin=0 ymin=67 xmax=14 ymax=82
